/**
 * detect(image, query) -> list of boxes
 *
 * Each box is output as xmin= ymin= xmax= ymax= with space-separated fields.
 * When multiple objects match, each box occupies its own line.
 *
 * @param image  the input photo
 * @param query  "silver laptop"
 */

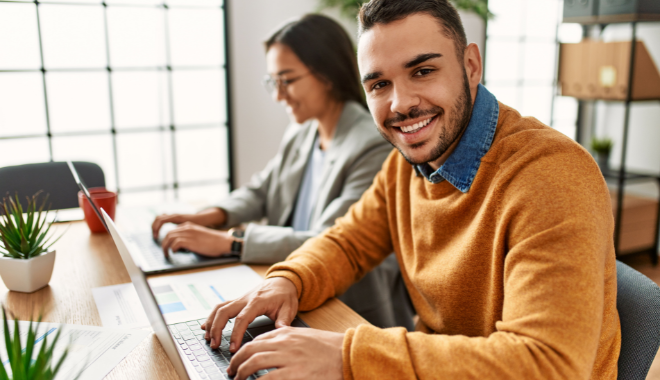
xmin=101 ymin=208 xmax=308 ymax=380
xmin=67 ymin=161 xmax=240 ymax=274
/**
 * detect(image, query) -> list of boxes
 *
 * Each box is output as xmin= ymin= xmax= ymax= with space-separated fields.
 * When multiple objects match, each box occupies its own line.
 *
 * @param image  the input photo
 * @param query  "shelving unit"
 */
xmin=559 ymin=14 xmax=660 ymax=264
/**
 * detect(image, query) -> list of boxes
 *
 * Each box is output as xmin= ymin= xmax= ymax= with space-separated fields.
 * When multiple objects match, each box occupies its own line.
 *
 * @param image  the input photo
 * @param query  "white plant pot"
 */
xmin=0 ymin=250 xmax=56 ymax=293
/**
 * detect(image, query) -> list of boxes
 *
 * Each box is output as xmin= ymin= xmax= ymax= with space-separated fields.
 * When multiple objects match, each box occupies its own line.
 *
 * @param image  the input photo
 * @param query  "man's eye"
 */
xmin=414 ymin=68 xmax=434 ymax=76
xmin=372 ymin=81 xmax=388 ymax=90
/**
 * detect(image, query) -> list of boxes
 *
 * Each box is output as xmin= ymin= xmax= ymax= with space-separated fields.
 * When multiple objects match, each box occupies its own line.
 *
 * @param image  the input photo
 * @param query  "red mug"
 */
xmin=78 ymin=188 xmax=117 ymax=233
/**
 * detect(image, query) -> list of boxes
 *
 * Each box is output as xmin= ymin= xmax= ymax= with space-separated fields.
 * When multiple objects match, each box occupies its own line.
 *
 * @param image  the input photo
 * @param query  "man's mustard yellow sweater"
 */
xmin=267 ymin=103 xmax=620 ymax=379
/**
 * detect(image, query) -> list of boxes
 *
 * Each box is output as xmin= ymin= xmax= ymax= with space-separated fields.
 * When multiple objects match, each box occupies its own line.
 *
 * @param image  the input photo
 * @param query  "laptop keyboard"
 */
xmin=131 ymin=235 xmax=197 ymax=268
xmin=169 ymin=318 xmax=275 ymax=380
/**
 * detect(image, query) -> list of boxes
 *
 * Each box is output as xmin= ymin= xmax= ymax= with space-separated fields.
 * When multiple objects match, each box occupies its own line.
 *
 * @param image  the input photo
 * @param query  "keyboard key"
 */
xmin=205 ymin=366 xmax=221 ymax=375
xmin=175 ymin=323 xmax=190 ymax=331
xmin=197 ymin=318 xmax=207 ymax=325
xmin=196 ymin=367 xmax=204 ymax=373
xmin=255 ymin=369 xmax=268 ymax=377
xmin=200 ymin=360 xmax=216 ymax=368
xmin=208 ymin=374 xmax=225 ymax=380
xmin=187 ymin=321 xmax=200 ymax=326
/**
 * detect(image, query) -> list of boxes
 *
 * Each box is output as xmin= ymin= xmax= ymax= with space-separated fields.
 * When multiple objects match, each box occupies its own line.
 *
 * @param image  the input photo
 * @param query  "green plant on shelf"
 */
xmin=0 ymin=193 xmax=63 ymax=260
xmin=591 ymin=137 xmax=614 ymax=155
xmin=318 ymin=0 xmax=494 ymax=22
xmin=0 ymin=307 xmax=76 ymax=380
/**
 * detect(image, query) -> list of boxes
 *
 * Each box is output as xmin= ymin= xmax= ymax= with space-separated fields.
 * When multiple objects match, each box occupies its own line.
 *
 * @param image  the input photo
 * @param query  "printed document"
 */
xmin=93 ymin=265 xmax=264 ymax=327
xmin=0 ymin=321 xmax=148 ymax=380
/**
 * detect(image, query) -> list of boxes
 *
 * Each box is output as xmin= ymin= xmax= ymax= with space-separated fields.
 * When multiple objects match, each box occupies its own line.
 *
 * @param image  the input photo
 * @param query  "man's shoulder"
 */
xmin=485 ymin=102 xmax=593 ymax=170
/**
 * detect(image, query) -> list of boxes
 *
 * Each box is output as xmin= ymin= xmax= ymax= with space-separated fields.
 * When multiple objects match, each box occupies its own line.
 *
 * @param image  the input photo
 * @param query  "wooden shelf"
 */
xmin=564 ymin=13 xmax=660 ymax=25
xmin=610 ymin=191 xmax=658 ymax=255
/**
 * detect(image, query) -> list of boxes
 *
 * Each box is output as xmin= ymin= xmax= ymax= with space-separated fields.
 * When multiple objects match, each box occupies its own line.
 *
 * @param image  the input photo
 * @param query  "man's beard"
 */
xmin=379 ymin=70 xmax=473 ymax=166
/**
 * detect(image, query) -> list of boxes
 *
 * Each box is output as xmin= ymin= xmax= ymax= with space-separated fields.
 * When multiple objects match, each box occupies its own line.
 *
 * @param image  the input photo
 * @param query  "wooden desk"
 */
xmin=0 ymin=222 xmax=368 ymax=379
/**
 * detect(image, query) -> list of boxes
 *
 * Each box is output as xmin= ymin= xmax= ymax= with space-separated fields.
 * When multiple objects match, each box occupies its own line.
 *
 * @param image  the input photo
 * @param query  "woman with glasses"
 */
xmin=152 ymin=14 xmax=413 ymax=329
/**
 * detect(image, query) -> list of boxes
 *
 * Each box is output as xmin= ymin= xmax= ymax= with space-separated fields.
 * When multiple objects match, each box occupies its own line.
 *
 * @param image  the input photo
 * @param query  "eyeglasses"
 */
xmin=263 ymin=72 xmax=311 ymax=94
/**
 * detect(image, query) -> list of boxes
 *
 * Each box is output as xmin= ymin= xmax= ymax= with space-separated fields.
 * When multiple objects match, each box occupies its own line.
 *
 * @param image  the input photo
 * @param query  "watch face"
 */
xmin=232 ymin=230 xmax=245 ymax=239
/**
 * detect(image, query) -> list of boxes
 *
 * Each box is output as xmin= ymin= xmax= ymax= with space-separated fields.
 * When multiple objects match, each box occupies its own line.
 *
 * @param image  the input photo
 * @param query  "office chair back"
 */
xmin=616 ymin=260 xmax=660 ymax=380
xmin=0 ymin=162 xmax=105 ymax=211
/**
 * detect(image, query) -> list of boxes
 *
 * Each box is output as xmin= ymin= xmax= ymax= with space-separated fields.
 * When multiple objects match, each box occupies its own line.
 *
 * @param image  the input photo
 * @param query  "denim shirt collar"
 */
xmin=416 ymin=84 xmax=499 ymax=193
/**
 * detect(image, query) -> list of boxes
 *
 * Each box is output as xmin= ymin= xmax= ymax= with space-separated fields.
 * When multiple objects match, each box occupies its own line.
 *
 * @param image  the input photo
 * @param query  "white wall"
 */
xmin=228 ymin=0 xmax=485 ymax=187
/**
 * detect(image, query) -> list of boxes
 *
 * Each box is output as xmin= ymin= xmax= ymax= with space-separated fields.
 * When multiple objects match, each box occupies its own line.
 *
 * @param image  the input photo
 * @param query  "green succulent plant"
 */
xmin=591 ymin=137 xmax=614 ymax=155
xmin=0 ymin=193 xmax=62 ymax=260
xmin=0 ymin=307 xmax=76 ymax=380
xmin=318 ymin=0 xmax=494 ymax=23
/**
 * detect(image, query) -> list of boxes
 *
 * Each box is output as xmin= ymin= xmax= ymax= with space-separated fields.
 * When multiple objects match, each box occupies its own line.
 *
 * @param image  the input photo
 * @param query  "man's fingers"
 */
xmin=274 ymin=303 xmax=296 ymax=329
xmin=201 ymin=301 xmax=232 ymax=331
xmin=209 ymin=301 xmax=245 ymax=348
xmin=233 ymin=351 xmax=284 ymax=380
xmin=229 ymin=305 xmax=262 ymax=352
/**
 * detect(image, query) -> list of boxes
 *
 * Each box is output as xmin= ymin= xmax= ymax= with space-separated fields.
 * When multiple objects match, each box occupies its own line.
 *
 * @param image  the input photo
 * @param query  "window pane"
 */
xmin=522 ymin=42 xmax=557 ymax=83
xmin=119 ymin=189 xmax=176 ymax=207
xmin=552 ymin=96 xmax=579 ymax=124
xmin=116 ymin=131 xmax=173 ymax=189
xmin=168 ymin=8 xmax=223 ymax=67
xmin=46 ymin=72 xmax=111 ymax=133
xmin=0 ymin=73 xmax=47 ymax=137
xmin=113 ymin=71 xmax=170 ymax=129
xmin=107 ymin=7 xmax=166 ymax=68
xmin=171 ymin=70 xmax=225 ymax=125
xmin=51 ymin=134 xmax=116 ymax=190
xmin=175 ymin=126 xmax=228 ymax=183
xmin=487 ymin=0 xmax=523 ymax=38
xmin=488 ymin=85 xmax=520 ymax=110
xmin=485 ymin=40 xmax=520 ymax=83
xmin=106 ymin=0 xmax=162 ymax=5
xmin=558 ymin=23 xmax=583 ymax=44
xmin=40 ymin=4 xmax=107 ymax=69
xmin=0 ymin=137 xmax=50 ymax=167
xmin=166 ymin=0 xmax=222 ymax=8
xmin=523 ymin=0 xmax=559 ymax=39
xmin=40 ymin=0 xmax=101 ymax=3
xmin=178 ymin=183 xmax=229 ymax=206
xmin=521 ymin=86 xmax=553 ymax=124
xmin=0 ymin=3 xmax=41 ymax=70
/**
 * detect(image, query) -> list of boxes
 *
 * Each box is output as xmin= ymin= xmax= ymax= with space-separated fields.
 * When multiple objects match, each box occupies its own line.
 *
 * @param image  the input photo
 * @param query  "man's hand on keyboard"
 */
xmin=228 ymin=327 xmax=344 ymax=380
xmin=201 ymin=277 xmax=299 ymax=352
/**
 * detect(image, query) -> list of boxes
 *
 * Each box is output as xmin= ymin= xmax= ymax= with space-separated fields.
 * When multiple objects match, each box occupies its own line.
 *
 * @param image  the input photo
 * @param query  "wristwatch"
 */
xmin=228 ymin=228 xmax=245 ymax=255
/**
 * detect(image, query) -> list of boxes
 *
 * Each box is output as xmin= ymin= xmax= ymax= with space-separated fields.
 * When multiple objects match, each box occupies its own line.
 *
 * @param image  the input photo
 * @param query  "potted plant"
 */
xmin=0 ymin=306 xmax=78 ymax=380
xmin=591 ymin=137 xmax=614 ymax=172
xmin=0 ymin=193 xmax=62 ymax=293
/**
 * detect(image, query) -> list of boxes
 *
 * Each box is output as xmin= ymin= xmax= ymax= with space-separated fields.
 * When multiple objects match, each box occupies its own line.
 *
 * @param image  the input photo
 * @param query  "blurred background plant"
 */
xmin=318 ymin=0 xmax=493 ymax=22
xmin=591 ymin=137 xmax=614 ymax=155
xmin=0 ymin=193 xmax=62 ymax=260
xmin=0 ymin=306 xmax=77 ymax=380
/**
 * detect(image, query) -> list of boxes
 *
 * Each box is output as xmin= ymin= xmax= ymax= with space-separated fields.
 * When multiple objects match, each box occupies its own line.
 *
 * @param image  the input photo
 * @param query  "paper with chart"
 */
xmin=92 ymin=265 xmax=264 ymax=328
xmin=0 ymin=321 xmax=149 ymax=380
xmin=92 ymin=283 xmax=151 ymax=329
xmin=147 ymin=265 xmax=264 ymax=325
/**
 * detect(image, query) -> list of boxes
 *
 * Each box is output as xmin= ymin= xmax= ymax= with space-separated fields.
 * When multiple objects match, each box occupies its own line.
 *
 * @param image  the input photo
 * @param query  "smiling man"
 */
xmin=201 ymin=1 xmax=621 ymax=379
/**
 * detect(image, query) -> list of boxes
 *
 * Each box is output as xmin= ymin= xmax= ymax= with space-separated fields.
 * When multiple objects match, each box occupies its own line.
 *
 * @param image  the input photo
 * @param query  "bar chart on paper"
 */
xmin=148 ymin=265 xmax=264 ymax=324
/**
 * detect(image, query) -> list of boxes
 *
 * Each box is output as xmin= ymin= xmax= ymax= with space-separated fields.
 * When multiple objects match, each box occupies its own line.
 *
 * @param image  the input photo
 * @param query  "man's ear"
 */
xmin=464 ymin=43 xmax=483 ymax=91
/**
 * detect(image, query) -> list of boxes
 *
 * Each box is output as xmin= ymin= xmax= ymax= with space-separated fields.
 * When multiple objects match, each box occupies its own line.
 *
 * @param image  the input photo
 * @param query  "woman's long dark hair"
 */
xmin=265 ymin=14 xmax=367 ymax=108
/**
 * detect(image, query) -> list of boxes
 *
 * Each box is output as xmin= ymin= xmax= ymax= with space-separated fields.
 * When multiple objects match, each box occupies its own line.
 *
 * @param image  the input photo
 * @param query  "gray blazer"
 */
xmin=216 ymin=101 xmax=414 ymax=329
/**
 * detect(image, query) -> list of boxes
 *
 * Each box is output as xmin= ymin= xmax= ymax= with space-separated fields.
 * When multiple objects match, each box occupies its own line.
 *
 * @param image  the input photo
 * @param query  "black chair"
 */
xmin=616 ymin=260 xmax=660 ymax=380
xmin=0 ymin=161 xmax=105 ymax=211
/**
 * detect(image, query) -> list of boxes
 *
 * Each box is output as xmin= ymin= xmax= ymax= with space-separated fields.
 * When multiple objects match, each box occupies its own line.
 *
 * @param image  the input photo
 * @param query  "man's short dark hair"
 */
xmin=358 ymin=0 xmax=468 ymax=61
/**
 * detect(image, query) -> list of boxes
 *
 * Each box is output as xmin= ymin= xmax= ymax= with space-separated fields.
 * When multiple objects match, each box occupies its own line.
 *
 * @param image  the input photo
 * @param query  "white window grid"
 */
xmin=0 ymin=0 xmax=233 ymax=206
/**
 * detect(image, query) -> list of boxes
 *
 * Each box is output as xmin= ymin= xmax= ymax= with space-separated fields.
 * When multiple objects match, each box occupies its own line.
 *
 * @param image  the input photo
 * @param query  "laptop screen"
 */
xmin=66 ymin=161 xmax=109 ymax=232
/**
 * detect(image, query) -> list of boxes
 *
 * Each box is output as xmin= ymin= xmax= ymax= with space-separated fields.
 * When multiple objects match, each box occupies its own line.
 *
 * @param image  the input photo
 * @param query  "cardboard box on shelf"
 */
xmin=558 ymin=40 xmax=660 ymax=100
